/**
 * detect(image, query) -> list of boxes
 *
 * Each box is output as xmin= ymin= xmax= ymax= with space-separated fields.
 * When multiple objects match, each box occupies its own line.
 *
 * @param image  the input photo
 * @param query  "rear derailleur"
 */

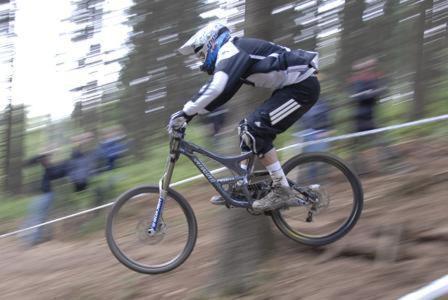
xmin=293 ymin=184 xmax=329 ymax=222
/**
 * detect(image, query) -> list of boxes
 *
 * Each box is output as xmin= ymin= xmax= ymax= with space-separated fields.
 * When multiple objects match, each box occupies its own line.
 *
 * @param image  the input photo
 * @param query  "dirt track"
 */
xmin=1 ymin=142 xmax=447 ymax=300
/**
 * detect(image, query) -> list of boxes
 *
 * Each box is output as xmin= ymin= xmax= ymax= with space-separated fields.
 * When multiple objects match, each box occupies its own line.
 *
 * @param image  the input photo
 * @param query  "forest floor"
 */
xmin=1 ymin=140 xmax=447 ymax=300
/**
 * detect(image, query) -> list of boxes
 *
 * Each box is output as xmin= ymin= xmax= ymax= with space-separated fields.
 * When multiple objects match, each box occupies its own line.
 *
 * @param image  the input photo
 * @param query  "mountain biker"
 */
xmin=169 ymin=22 xmax=320 ymax=211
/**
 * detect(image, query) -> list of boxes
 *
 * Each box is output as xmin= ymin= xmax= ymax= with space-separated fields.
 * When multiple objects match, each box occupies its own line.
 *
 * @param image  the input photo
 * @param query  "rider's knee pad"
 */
xmin=238 ymin=119 xmax=273 ymax=157
xmin=238 ymin=119 xmax=256 ymax=153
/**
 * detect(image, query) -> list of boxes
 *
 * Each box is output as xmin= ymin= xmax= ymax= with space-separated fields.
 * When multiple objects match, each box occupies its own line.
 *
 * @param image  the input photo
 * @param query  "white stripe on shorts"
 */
xmin=270 ymin=102 xmax=301 ymax=125
xmin=269 ymin=99 xmax=296 ymax=117
xmin=270 ymin=101 xmax=298 ymax=120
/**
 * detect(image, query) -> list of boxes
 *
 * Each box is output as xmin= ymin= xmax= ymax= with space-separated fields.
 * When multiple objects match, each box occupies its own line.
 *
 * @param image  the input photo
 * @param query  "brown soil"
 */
xmin=1 ymin=141 xmax=447 ymax=300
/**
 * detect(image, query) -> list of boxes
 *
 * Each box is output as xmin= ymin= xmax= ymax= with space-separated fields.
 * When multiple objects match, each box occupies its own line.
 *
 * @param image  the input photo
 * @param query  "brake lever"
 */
xmin=168 ymin=124 xmax=186 ymax=139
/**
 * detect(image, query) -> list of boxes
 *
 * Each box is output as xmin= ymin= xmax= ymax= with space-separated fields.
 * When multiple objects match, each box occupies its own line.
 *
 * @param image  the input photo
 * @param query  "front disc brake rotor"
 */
xmin=136 ymin=218 xmax=166 ymax=245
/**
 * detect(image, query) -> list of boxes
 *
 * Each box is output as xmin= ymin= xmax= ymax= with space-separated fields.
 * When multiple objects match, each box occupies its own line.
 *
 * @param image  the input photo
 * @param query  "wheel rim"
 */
xmin=109 ymin=190 xmax=192 ymax=270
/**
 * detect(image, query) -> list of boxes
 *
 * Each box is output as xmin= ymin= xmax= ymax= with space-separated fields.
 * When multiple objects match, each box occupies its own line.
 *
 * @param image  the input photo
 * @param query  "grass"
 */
xmin=0 ymin=195 xmax=34 ymax=222
xmin=77 ymin=215 xmax=106 ymax=238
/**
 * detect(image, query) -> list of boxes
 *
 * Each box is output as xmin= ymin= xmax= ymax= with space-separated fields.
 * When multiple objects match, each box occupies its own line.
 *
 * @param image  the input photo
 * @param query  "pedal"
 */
xmin=306 ymin=211 xmax=314 ymax=222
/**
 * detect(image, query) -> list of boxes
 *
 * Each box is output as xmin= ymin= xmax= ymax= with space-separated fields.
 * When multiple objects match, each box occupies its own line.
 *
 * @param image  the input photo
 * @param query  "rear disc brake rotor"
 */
xmin=309 ymin=185 xmax=330 ymax=214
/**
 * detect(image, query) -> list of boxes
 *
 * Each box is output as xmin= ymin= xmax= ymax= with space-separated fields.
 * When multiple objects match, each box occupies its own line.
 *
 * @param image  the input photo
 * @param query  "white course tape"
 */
xmin=398 ymin=275 xmax=448 ymax=300
xmin=0 ymin=203 xmax=113 ymax=239
xmin=1 ymin=114 xmax=447 ymax=239
xmin=281 ymin=114 xmax=448 ymax=151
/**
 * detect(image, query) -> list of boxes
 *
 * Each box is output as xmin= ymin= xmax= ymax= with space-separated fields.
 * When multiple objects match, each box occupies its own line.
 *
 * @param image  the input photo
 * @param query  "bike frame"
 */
xmin=149 ymin=130 xmax=258 ymax=234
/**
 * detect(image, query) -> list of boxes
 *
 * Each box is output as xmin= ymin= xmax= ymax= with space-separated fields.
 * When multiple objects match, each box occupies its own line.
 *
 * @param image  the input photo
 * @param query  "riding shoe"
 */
xmin=252 ymin=184 xmax=301 ymax=211
xmin=210 ymin=195 xmax=226 ymax=205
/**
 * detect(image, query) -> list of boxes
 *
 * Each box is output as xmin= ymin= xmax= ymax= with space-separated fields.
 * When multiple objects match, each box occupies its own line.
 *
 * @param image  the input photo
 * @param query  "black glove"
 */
xmin=168 ymin=110 xmax=195 ymax=133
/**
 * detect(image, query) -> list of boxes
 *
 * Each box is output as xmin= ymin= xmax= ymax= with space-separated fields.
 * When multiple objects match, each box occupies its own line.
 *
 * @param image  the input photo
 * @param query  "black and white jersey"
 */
xmin=183 ymin=37 xmax=318 ymax=116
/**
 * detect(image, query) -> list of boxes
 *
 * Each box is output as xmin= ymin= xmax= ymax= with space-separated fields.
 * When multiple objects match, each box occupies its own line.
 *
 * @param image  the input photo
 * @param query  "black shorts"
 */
xmin=241 ymin=76 xmax=320 ymax=155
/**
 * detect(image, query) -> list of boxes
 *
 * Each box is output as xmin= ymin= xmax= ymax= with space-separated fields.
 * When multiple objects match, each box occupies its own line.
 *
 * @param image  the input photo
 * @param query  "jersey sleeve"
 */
xmin=183 ymin=42 xmax=251 ymax=115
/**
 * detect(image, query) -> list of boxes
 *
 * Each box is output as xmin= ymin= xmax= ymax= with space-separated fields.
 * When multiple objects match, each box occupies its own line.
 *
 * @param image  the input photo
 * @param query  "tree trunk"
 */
xmin=338 ymin=0 xmax=366 ymax=88
xmin=210 ymin=0 xmax=283 ymax=296
xmin=4 ymin=105 xmax=25 ymax=194
xmin=412 ymin=0 xmax=433 ymax=120
xmin=3 ymin=104 xmax=12 ymax=194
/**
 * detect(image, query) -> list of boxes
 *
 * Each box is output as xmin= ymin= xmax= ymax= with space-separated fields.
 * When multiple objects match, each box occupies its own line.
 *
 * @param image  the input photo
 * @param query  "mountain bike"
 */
xmin=106 ymin=126 xmax=363 ymax=274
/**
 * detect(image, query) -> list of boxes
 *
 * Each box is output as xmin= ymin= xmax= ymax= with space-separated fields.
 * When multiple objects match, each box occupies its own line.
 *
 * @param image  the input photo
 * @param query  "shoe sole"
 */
xmin=252 ymin=202 xmax=288 ymax=212
xmin=210 ymin=201 xmax=226 ymax=206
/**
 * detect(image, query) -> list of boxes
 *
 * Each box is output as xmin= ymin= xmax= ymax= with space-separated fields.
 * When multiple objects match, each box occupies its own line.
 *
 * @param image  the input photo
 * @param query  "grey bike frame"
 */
xmin=149 ymin=132 xmax=257 ymax=233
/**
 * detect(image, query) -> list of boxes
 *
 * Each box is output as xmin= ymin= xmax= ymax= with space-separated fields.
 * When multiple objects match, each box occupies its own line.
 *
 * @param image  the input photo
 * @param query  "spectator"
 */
xmin=348 ymin=58 xmax=401 ymax=175
xmin=22 ymin=150 xmax=68 ymax=246
xmin=294 ymin=96 xmax=332 ymax=182
xmin=22 ymin=132 xmax=98 ymax=246
xmin=92 ymin=126 xmax=128 ymax=209
xmin=98 ymin=125 xmax=128 ymax=171
xmin=68 ymin=132 xmax=97 ymax=191
xmin=300 ymin=96 xmax=332 ymax=153
xmin=349 ymin=58 xmax=385 ymax=133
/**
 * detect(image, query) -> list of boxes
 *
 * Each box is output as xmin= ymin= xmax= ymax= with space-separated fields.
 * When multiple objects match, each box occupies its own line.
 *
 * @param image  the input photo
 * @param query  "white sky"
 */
xmin=11 ymin=0 xmax=73 ymax=120
xmin=8 ymin=0 xmax=132 ymax=121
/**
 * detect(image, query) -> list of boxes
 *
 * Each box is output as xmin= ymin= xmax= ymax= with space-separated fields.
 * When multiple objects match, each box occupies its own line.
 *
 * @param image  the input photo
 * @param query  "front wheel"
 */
xmin=271 ymin=152 xmax=363 ymax=246
xmin=106 ymin=185 xmax=197 ymax=274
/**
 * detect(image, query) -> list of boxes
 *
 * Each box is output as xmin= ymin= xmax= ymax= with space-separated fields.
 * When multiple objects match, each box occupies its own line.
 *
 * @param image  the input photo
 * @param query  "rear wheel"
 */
xmin=271 ymin=153 xmax=363 ymax=246
xmin=106 ymin=185 xmax=197 ymax=274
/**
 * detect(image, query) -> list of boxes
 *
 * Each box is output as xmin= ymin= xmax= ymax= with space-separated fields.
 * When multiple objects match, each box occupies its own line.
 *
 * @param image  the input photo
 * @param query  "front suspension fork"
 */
xmin=148 ymin=139 xmax=179 ymax=235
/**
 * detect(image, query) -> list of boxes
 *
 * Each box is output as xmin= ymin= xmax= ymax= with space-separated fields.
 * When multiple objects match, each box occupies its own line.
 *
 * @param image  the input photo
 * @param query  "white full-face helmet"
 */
xmin=178 ymin=22 xmax=231 ymax=74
